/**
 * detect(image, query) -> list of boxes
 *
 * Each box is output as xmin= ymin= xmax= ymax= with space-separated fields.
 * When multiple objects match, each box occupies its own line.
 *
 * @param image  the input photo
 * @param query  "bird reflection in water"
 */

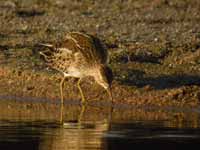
xmin=40 ymin=104 xmax=113 ymax=150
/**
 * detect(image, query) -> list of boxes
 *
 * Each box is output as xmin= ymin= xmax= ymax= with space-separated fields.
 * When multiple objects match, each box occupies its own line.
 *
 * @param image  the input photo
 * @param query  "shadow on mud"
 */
xmin=117 ymin=69 xmax=200 ymax=89
xmin=16 ymin=9 xmax=45 ymax=18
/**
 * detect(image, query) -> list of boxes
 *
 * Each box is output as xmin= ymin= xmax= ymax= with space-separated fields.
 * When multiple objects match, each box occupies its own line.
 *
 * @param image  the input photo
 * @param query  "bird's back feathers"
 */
xmin=36 ymin=32 xmax=109 ymax=73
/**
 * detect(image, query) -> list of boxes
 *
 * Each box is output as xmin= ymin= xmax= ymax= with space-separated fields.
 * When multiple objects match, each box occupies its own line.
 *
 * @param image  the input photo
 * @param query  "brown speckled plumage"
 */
xmin=39 ymin=32 xmax=113 ymax=104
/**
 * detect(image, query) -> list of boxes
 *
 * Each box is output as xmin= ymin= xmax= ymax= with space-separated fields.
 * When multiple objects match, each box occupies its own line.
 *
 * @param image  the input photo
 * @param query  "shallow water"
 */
xmin=0 ymin=98 xmax=200 ymax=150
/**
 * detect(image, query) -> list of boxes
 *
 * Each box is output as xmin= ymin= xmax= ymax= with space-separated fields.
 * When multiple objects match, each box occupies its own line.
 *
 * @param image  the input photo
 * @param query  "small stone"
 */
xmin=23 ymin=86 xmax=34 ymax=92
xmin=3 ymin=1 xmax=16 ymax=8
xmin=8 ymin=80 xmax=14 ymax=85
xmin=143 ymin=85 xmax=153 ymax=91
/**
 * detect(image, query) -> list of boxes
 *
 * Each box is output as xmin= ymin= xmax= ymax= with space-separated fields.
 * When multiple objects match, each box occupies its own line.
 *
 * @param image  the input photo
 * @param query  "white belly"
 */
xmin=63 ymin=66 xmax=83 ymax=78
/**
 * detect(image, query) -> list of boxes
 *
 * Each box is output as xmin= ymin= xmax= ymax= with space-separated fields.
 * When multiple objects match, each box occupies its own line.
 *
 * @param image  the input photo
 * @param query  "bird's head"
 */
xmin=94 ymin=65 xmax=113 ymax=101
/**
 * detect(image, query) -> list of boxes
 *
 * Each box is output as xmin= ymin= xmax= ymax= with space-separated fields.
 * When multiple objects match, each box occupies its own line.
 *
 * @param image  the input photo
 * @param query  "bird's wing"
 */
xmin=66 ymin=32 xmax=109 ymax=64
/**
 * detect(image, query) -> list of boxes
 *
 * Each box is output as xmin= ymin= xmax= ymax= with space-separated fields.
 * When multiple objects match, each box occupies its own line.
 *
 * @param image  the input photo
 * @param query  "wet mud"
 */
xmin=0 ymin=0 xmax=200 ymax=107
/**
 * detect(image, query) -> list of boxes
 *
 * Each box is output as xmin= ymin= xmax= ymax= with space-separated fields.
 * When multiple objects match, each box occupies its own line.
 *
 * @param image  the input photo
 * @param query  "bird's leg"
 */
xmin=60 ymin=103 xmax=64 ymax=125
xmin=78 ymin=104 xmax=86 ymax=128
xmin=60 ymin=76 xmax=66 ymax=124
xmin=77 ymin=78 xmax=86 ymax=104
xmin=60 ymin=76 xmax=67 ymax=105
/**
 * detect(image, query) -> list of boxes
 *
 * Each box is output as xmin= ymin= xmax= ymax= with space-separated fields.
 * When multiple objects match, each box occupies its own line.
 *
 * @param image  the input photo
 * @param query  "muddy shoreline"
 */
xmin=0 ymin=0 xmax=200 ymax=107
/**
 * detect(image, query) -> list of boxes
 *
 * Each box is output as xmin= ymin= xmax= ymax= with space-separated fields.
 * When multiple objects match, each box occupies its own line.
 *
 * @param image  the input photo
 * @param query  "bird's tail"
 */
xmin=37 ymin=43 xmax=54 ymax=48
xmin=33 ymin=43 xmax=55 ymax=62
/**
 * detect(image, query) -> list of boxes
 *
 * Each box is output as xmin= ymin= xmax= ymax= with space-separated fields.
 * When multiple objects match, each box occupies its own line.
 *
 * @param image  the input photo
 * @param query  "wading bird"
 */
xmin=39 ymin=32 xmax=113 ymax=105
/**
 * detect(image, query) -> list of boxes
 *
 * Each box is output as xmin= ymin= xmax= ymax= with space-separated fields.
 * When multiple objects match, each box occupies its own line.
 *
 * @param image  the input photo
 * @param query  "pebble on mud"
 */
xmin=23 ymin=86 xmax=35 ymax=92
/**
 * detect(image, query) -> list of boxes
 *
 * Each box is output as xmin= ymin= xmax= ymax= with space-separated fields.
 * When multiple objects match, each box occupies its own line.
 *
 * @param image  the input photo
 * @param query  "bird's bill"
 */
xmin=106 ymin=87 xmax=113 ymax=103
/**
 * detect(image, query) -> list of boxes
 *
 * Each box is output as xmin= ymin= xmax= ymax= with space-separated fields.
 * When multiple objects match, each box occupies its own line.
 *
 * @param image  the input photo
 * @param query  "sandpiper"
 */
xmin=39 ymin=32 xmax=113 ymax=104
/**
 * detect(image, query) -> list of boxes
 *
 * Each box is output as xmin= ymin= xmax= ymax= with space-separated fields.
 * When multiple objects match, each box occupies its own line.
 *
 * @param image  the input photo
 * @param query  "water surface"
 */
xmin=0 ymin=98 xmax=200 ymax=150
